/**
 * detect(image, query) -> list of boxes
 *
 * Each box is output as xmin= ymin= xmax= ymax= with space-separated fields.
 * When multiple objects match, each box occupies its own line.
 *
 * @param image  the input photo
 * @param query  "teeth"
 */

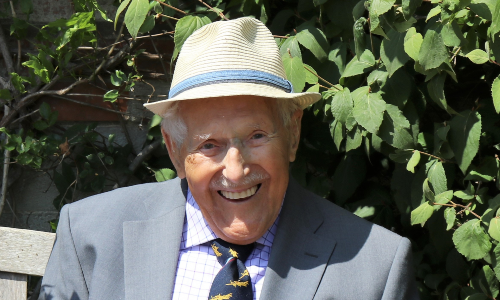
xmin=220 ymin=186 xmax=258 ymax=200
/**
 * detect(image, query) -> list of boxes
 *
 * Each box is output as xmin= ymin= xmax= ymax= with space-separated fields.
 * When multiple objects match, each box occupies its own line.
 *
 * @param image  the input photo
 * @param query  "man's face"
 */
xmin=163 ymin=96 xmax=302 ymax=244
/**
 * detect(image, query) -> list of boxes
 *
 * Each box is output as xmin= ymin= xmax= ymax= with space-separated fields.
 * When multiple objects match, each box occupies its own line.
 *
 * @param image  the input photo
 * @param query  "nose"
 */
xmin=222 ymin=146 xmax=249 ymax=183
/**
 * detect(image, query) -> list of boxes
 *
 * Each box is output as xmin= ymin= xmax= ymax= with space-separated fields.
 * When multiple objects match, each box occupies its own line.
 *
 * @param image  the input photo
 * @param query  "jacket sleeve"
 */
xmin=381 ymin=237 xmax=420 ymax=300
xmin=39 ymin=204 xmax=89 ymax=300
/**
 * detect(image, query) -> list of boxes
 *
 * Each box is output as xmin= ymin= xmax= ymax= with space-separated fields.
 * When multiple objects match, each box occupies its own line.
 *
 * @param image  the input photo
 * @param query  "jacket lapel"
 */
xmin=260 ymin=179 xmax=337 ymax=300
xmin=123 ymin=179 xmax=188 ymax=300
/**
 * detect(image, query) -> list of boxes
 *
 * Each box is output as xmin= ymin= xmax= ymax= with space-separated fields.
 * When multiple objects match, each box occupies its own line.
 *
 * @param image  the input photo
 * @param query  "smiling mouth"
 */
xmin=218 ymin=184 xmax=261 ymax=200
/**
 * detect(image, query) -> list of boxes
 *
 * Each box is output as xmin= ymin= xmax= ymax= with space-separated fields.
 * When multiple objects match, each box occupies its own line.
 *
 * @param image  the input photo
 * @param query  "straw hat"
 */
xmin=144 ymin=17 xmax=322 ymax=116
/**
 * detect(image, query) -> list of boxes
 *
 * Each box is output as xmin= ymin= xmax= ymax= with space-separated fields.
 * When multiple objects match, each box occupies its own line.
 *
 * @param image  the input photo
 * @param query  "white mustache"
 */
xmin=210 ymin=172 xmax=269 ymax=190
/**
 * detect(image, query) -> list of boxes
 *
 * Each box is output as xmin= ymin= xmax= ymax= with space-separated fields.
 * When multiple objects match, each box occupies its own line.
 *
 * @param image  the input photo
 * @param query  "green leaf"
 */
xmin=367 ymin=69 xmax=388 ymax=87
xmin=342 ymin=49 xmax=376 ymax=78
xmin=354 ymin=17 xmax=367 ymax=59
xmin=0 ymin=89 xmax=11 ymax=100
xmin=378 ymin=103 xmax=414 ymax=149
xmin=283 ymin=56 xmax=306 ymax=93
xmin=173 ymin=16 xmax=211 ymax=61
xmin=124 ymin=0 xmax=150 ymax=39
xmin=491 ymin=0 xmax=500 ymax=40
xmin=489 ymin=218 xmax=500 ymax=242
xmin=279 ymin=36 xmax=302 ymax=59
xmin=155 ymin=168 xmax=176 ymax=182
xmin=407 ymin=151 xmax=420 ymax=173
xmin=10 ymin=73 xmax=27 ymax=94
xmin=448 ymin=110 xmax=482 ymax=174
xmin=352 ymin=0 xmax=366 ymax=20
xmin=427 ymin=160 xmax=447 ymax=195
xmin=23 ymin=54 xmax=50 ymax=83
xmin=139 ymin=15 xmax=155 ymax=33
xmin=428 ymin=73 xmax=451 ymax=112
xmin=370 ymin=0 xmax=397 ymax=16
xmin=111 ymin=70 xmax=127 ymax=87
xmin=104 ymin=156 xmax=114 ymax=165
xmin=115 ymin=0 xmax=132 ymax=30
xmin=331 ymin=87 xmax=353 ymax=123
xmin=434 ymin=190 xmax=453 ymax=207
xmin=466 ymin=49 xmax=490 ymax=64
xmin=465 ymin=157 xmax=499 ymax=181
xmin=330 ymin=119 xmax=345 ymax=151
xmin=426 ymin=5 xmax=442 ymax=21
xmin=402 ymin=0 xmax=422 ymax=20
xmin=418 ymin=25 xmax=449 ymax=70
xmin=352 ymin=88 xmax=386 ymax=133
xmin=346 ymin=126 xmax=363 ymax=152
xmin=453 ymin=219 xmax=492 ymax=260
xmin=17 ymin=152 xmax=33 ymax=165
xmin=304 ymin=64 xmax=319 ymax=84
xmin=423 ymin=178 xmax=435 ymax=201
xmin=328 ymin=42 xmax=347 ymax=73
xmin=39 ymin=102 xmax=51 ymax=120
xmin=404 ymin=27 xmax=423 ymax=61
xmin=469 ymin=0 xmax=495 ymax=20
xmin=411 ymin=201 xmax=434 ymax=225
xmin=493 ymin=76 xmax=500 ymax=113
xmin=444 ymin=207 xmax=456 ymax=230
xmin=296 ymin=23 xmax=328 ymax=61
xmin=103 ymin=90 xmax=119 ymax=102
xmin=381 ymin=69 xmax=412 ymax=108
xmin=20 ymin=0 xmax=33 ymax=15
xmin=380 ymin=29 xmax=410 ymax=77
xmin=484 ymin=265 xmax=499 ymax=298
xmin=442 ymin=20 xmax=464 ymax=47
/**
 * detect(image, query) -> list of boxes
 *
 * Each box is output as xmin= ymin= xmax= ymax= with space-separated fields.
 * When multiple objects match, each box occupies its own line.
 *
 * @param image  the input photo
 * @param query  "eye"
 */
xmin=251 ymin=133 xmax=265 ymax=140
xmin=200 ymin=143 xmax=216 ymax=150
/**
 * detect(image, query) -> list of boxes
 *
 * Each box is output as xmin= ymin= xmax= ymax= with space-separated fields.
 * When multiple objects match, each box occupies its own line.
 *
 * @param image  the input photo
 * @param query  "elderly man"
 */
xmin=39 ymin=17 xmax=419 ymax=300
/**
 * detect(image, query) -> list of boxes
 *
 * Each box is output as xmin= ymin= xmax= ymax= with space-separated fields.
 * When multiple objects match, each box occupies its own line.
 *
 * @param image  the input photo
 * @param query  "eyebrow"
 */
xmin=194 ymin=133 xmax=212 ymax=141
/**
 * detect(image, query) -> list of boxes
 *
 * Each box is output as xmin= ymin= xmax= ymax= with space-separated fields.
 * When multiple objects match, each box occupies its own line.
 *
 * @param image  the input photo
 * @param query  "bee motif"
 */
xmin=229 ymin=248 xmax=238 ymax=258
xmin=212 ymin=244 xmax=222 ymax=257
xmin=210 ymin=293 xmax=233 ymax=300
xmin=226 ymin=280 xmax=249 ymax=287
xmin=239 ymin=270 xmax=249 ymax=279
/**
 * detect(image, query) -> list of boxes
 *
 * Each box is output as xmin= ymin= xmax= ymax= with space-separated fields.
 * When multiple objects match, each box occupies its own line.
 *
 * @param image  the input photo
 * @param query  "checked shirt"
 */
xmin=171 ymin=189 xmax=279 ymax=300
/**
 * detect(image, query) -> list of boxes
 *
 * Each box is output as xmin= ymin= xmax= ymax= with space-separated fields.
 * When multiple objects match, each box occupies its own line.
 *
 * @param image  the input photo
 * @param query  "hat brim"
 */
xmin=143 ymin=82 xmax=322 ymax=116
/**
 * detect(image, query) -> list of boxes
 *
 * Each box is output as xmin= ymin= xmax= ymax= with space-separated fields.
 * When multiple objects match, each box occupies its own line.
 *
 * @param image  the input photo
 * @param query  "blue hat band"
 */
xmin=168 ymin=70 xmax=294 ymax=99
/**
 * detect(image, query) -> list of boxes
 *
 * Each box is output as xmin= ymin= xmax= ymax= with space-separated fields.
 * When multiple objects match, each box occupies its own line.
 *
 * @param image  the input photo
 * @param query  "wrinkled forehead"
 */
xmin=178 ymin=97 xmax=282 ymax=137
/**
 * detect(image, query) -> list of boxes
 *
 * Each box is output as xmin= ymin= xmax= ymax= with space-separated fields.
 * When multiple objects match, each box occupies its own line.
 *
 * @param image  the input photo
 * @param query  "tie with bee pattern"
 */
xmin=208 ymin=238 xmax=255 ymax=300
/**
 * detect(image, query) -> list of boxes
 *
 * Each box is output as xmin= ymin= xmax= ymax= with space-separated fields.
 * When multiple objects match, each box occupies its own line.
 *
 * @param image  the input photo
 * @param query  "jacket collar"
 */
xmin=123 ymin=177 xmax=337 ymax=300
xmin=123 ymin=178 xmax=187 ymax=300
xmin=259 ymin=178 xmax=337 ymax=300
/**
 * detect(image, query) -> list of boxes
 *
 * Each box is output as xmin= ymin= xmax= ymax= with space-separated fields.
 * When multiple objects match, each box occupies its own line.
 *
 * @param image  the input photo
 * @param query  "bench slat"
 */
xmin=0 ymin=227 xmax=56 ymax=276
xmin=0 ymin=271 xmax=27 ymax=300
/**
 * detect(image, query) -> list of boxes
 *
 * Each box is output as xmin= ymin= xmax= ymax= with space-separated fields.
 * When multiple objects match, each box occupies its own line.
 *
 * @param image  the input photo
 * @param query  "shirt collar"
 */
xmin=180 ymin=188 xmax=281 ymax=250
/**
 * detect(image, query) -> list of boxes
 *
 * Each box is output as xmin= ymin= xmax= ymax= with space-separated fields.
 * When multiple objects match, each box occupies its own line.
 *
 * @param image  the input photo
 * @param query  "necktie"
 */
xmin=209 ymin=238 xmax=255 ymax=300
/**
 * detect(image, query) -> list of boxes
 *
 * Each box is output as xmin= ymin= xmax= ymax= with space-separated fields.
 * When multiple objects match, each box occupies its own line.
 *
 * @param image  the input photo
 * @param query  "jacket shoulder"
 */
xmin=65 ymin=177 xmax=185 ymax=224
xmin=293 ymin=183 xmax=405 ymax=253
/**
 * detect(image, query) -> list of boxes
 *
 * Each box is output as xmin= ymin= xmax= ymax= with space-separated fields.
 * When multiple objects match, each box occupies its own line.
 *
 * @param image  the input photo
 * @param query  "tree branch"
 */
xmin=154 ymin=0 xmax=187 ymax=15
xmin=198 ymin=0 xmax=229 ymax=20
xmin=114 ymin=139 xmax=163 ymax=188
xmin=303 ymin=65 xmax=341 ymax=91
xmin=0 ymin=24 xmax=16 ymax=75
xmin=51 ymin=95 xmax=130 ymax=115
xmin=0 ymin=106 xmax=11 ymax=218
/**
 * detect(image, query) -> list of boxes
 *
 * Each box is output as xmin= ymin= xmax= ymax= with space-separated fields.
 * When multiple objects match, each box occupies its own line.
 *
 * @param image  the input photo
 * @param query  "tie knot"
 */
xmin=211 ymin=238 xmax=255 ymax=266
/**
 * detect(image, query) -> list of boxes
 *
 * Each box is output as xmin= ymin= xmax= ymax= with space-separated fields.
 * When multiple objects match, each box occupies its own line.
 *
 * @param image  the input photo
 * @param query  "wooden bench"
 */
xmin=0 ymin=227 xmax=56 ymax=300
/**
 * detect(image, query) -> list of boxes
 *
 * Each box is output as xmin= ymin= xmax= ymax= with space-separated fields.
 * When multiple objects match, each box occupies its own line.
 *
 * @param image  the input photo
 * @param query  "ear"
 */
xmin=161 ymin=127 xmax=186 ymax=179
xmin=288 ymin=109 xmax=303 ymax=162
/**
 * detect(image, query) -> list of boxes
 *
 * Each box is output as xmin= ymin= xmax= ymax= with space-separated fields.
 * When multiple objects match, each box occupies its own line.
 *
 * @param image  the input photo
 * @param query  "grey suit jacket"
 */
xmin=39 ymin=177 xmax=419 ymax=300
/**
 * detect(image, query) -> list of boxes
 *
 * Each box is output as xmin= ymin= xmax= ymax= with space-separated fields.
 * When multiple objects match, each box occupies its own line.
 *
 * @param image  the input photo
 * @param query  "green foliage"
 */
xmin=0 ymin=0 xmax=499 ymax=298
